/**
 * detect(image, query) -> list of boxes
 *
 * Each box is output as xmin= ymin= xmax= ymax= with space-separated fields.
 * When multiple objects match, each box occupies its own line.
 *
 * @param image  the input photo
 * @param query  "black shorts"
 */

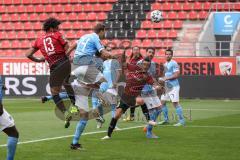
xmin=117 ymin=93 xmax=136 ymax=113
xmin=49 ymin=56 xmax=71 ymax=88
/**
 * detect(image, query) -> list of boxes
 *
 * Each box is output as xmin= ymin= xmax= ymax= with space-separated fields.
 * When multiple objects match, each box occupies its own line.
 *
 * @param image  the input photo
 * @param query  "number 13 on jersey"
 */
xmin=43 ymin=37 xmax=55 ymax=55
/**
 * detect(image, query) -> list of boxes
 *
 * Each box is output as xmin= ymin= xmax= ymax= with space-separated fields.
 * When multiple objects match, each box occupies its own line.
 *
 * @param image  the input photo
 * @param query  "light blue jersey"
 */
xmin=103 ymin=59 xmax=121 ymax=88
xmin=164 ymin=60 xmax=179 ymax=88
xmin=137 ymin=60 xmax=156 ymax=95
xmin=75 ymin=33 xmax=104 ymax=57
xmin=73 ymin=33 xmax=104 ymax=65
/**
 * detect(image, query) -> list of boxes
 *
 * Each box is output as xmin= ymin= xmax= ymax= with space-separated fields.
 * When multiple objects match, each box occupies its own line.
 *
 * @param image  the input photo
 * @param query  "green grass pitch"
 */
xmin=0 ymin=99 xmax=240 ymax=160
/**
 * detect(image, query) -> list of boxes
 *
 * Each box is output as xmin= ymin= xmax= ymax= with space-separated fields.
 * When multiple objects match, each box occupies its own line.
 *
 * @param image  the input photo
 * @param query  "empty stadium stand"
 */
xmin=0 ymin=0 xmax=239 ymax=57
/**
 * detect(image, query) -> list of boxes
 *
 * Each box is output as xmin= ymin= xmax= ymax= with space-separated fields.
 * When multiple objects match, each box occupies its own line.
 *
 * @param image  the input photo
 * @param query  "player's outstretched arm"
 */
xmin=66 ymin=41 xmax=77 ymax=56
xmin=25 ymin=47 xmax=45 ymax=62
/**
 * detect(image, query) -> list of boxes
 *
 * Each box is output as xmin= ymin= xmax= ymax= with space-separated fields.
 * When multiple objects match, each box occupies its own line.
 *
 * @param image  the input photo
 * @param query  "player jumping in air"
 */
xmin=159 ymin=49 xmax=185 ymax=126
xmin=0 ymin=76 xmax=19 ymax=160
xmin=25 ymin=17 xmax=76 ymax=128
xmin=102 ymin=57 xmax=163 ymax=139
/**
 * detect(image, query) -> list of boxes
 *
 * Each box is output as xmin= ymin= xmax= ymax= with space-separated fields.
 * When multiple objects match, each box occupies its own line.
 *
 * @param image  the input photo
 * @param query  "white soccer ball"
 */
xmin=151 ymin=10 xmax=163 ymax=23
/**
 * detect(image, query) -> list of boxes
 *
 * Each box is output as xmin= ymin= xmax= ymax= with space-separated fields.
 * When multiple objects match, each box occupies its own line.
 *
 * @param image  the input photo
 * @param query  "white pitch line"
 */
xmin=183 ymin=109 xmax=240 ymax=112
xmin=0 ymin=125 xmax=145 ymax=147
xmin=1 ymin=124 xmax=240 ymax=147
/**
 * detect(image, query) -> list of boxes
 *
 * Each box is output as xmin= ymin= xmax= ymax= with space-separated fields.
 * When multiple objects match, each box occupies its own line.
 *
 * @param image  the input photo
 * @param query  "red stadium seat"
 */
xmin=1 ymin=14 xmax=9 ymax=22
xmin=163 ymin=20 xmax=172 ymax=29
xmin=24 ymin=22 xmax=33 ymax=30
xmin=15 ymin=49 xmax=24 ymax=57
xmin=0 ymin=22 xmax=4 ymax=30
xmin=45 ymin=4 xmax=54 ymax=13
xmin=29 ymin=13 xmax=39 ymax=21
xmin=172 ymin=2 xmax=182 ymax=11
xmin=35 ymin=4 xmax=44 ymax=13
xmin=2 ymin=0 xmax=12 ymax=5
xmin=142 ymin=39 xmax=152 ymax=48
xmin=235 ymin=3 xmax=240 ymax=11
xmin=51 ymin=0 xmax=59 ymax=4
xmin=32 ymin=0 xmax=41 ymax=4
xmin=68 ymin=12 xmax=78 ymax=21
xmin=132 ymin=39 xmax=141 ymax=47
xmin=10 ymin=14 xmax=19 ymax=22
xmin=11 ymin=40 xmax=21 ymax=49
xmin=203 ymin=2 xmax=211 ymax=10
xmin=152 ymin=21 xmax=163 ymax=29
xmin=163 ymin=39 xmax=173 ymax=48
xmin=62 ymin=21 xmax=72 ymax=30
xmin=19 ymin=13 xmax=29 ymax=22
xmin=7 ymin=5 xmax=15 ymax=13
xmin=73 ymin=4 xmax=83 ymax=12
xmin=162 ymin=3 xmax=171 ymax=11
xmin=97 ymin=12 xmax=107 ymax=21
xmin=72 ymin=21 xmax=82 ymax=30
xmin=64 ymin=4 xmax=73 ymax=12
xmin=168 ymin=11 xmax=177 ymax=20
xmin=17 ymin=31 xmax=27 ymax=39
xmin=4 ymin=22 xmax=14 ymax=31
xmin=153 ymin=39 xmax=163 ymax=48
xmin=26 ymin=5 xmax=35 ymax=13
xmin=39 ymin=13 xmax=48 ymax=21
xmin=158 ymin=30 xmax=167 ymax=38
xmin=88 ymin=12 xmax=97 ymax=21
xmin=0 ymin=31 xmax=7 ymax=40
xmin=55 ymin=4 xmax=63 ymax=13
xmin=193 ymin=2 xmax=202 ymax=10
xmin=21 ymin=40 xmax=31 ymax=49
xmin=27 ymin=31 xmax=36 ymax=39
xmin=173 ymin=20 xmax=183 ymax=29
xmin=83 ymin=4 xmax=93 ymax=12
xmin=178 ymin=11 xmax=188 ymax=20
xmin=58 ymin=12 xmax=68 ymax=21
xmin=156 ymin=49 xmax=165 ymax=56
xmin=14 ymin=22 xmax=24 ymax=30
xmin=168 ymin=30 xmax=178 ymax=39
xmin=1 ymin=40 xmax=11 ymax=49
xmin=182 ymin=2 xmax=192 ymax=11
xmin=102 ymin=3 xmax=113 ymax=12
xmin=11 ymin=0 xmax=21 ymax=4
xmin=78 ymin=12 xmax=87 ymax=21
xmin=136 ymin=30 xmax=147 ymax=39
xmin=66 ymin=30 xmax=77 ymax=39
xmin=198 ymin=11 xmax=208 ymax=20
xmin=0 ymin=5 xmax=6 ymax=13
xmin=141 ymin=21 xmax=153 ymax=29
xmin=22 ymin=0 xmax=31 ymax=5
xmin=8 ymin=31 xmax=16 ymax=39
xmin=81 ymin=21 xmax=93 ymax=30
xmin=152 ymin=3 xmax=161 ymax=10
xmin=33 ymin=21 xmax=42 ymax=30
xmin=148 ymin=30 xmax=157 ymax=38
xmin=189 ymin=11 xmax=198 ymax=20
xmin=93 ymin=4 xmax=103 ymax=12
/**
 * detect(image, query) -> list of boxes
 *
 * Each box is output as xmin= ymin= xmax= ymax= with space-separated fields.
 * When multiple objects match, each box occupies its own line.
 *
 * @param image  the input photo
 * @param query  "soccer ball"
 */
xmin=150 ymin=10 xmax=163 ymax=23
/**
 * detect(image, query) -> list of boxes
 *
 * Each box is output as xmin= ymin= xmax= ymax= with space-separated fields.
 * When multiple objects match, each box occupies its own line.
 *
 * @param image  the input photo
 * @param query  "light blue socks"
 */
xmin=72 ymin=119 xmax=87 ymax=145
xmin=7 ymin=136 xmax=18 ymax=160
